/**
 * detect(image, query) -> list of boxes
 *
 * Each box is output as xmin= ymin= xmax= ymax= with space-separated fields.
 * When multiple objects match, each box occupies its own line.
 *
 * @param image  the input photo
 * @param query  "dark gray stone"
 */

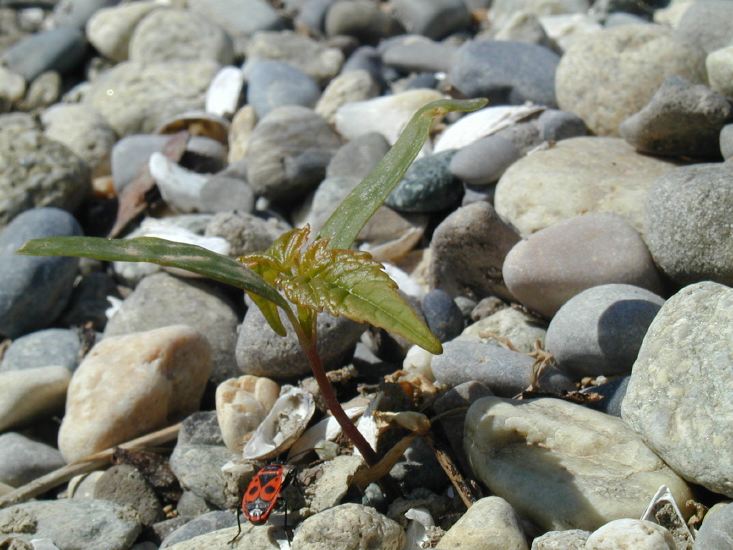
xmin=94 ymin=465 xmax=163 ymax=526
xmin=160 ymin=511 xmax=238 ymax=548
xmin=390 ymin=437 xmax=448 ymax=493
xmin=342 ymin=46 xmax=385 ymax=87
xmin=111 ymin=134 xmax=169 ymax=193
xmin=386 ymin=150 xmax=462 ymax=213
xmin=676 ymin=0 xmax=733 ymax=53
xmin=0 ymin=328 xmax=81 ymax=373
xmin=694 ymin=502 xmax=733 ymax=550
xmin=327 ymin=132 xmax=389 ymax=180
xmin=450 ymin=40 xmax=560 ymax=107
xmin=245 ymin=106 xmax=342 ymax=201
xmin=583 ymin=376 xmax=629 ymax=417
xmin=0 ymin=432 xmax=65 ymax=487
xmin=392 ymin=0 xmax=471 ymax=39
xmin=1 ymin=26 xmax=87 ymax=81
xmin=432 ymin=340 xmax=574 ymax=397
xmin=325 ymin=0 xmax=402 ymax=43
xmin=104 ymin=272 xmax=240 ymax=384
xmin=297 ymin=0 xmax=337 ymax=34
xmin=620 ymin=76 xmax=731 ymax=158
xmin=645 ymin=163 xmax=733 ymax=286
xmin=246 ymin=60 xmax=321 ymax=119
xmin=449 ymin=134 xmax=520 ymax=186
xmin=59 ymin=271 xmax=122 ymax=331
xmin=0 ymin=208 xmax=81 ymax=339
xmin=381 ymin=35 xmax=456 ymax=74
xmin=537 ymin=109 xmax=587 ymax=142
xmin=546 ymin=284 xmax=664 ymax=378
xmin=421 ymin=289 xmax=464 ymax=343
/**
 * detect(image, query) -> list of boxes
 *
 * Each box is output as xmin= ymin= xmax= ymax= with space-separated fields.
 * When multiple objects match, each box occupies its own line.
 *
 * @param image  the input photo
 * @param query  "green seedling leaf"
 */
xmin=318 ymin=97 xmax=488 ymax=250
xmin=17 ymin=237 xmax=290 ymax=328
xmin=242 ymin=227 xmax=443 ymax=354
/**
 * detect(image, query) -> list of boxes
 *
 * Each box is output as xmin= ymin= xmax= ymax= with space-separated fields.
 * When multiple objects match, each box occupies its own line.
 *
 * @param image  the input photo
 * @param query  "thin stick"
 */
xmin=424 ymin=435 xmax=477 ymax=509
xmin=0 ymin=423 xmax=180 ymax=509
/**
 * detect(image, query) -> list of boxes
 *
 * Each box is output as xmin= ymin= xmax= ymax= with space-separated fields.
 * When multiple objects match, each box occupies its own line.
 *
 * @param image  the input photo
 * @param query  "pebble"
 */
xmin=176 ymin=490 xmax=217 ymax=518
xmin=324 ymin=0 xmax=401 ymax=43
xmin=536 ymin=109 xmax=587 ymax=141
xmin=0 ymin=125 xmax=90 ymax=227
xmin=164 ymin=524 xmax=278 ymax=549
xmin=531 ymin=529 xmax=590 ymax=549
xmin=246 ymin=60 xmax=321 ymax=119
xmin=0 ymin=66 xmax=26 ymax=110
xmin=391 ymin=0 xmax=471 ymax=39
xmin=381 ymin=35 xmax=458 ymax=73
xmin=585 ymin=518 xmax=675 ymax=549
xmin=85 ymin=2 xmax=159 ymax=62
xmin=464 ymin=396 xmax=693 ymax=531
xmin=555 ymin=24 xmax=707 ymax=135
xmin=582 ymin=376 xmax=629 ymax=417
xmin=0 ymin=500 xmax=141 ymax=550
xmin=545 ymin=284 xmax=664 ymax=378
xmin=694 ymin=501 xmax=733 ymax=550
xmin=160 ymin=511 xmax=237 ymax=548
xmin=502 ymin=213 xmax=663 ymax=317
xmin=227 ymin=106 xmax=257 ymax=163
xmin=315 ymin=69 xmax=380 ymax=123
xmin=436 ymin=496 xmax=528 ymax=549
xmin=93 ymin=464 xmax=163 ymax=526
xmin=675 ymin=0 xmax=733 ymax=54
xmin=245 ymin=105 xmax=342 ymax=201
xmin=429 ymin=202 xmax=519 ymax=301
xmin=0 ymin=328 xmax=81 ymax=373
xmin=491 ymin=0 xmax=589 ymax=28
xmin=341 ymin=45 xmax=385 ymax=84
xmin=236 ymin=306 xmax=365 ymax=378
xmin=449 ymin=134 xmax=521 ymax=186
xmin=621 ymin=281 xmax=733 ymax=498
xmin=58 ymin=325 xmax=212 ymax=462
xmin=421 ymin=289 xmax=464 ymax=343
xmin=644 ymin=163 xmax=733 ymax=286
xmin=110 ymin=134 xmax=169 ymax=193
xmin=0 ymin=208 xmax=82 ymax=338
xmin=722 ymin=125 xmax=733 ymax=159
xmin=291 ymin=503 xmax=405 ymax=550
xmin=104 ymin=272 xmax=240 ymax=384
xmin=493 ymin=11 xmax=556 ymax=50
xmin=1 ymin=26 xmax=87 ymax=82
xmin=386 ymin=150 xmax=462 ymax=213
xmin=297 ymin=0 xmax=337 ymax=34
xmin=85 ymin=60 xmax=219 ymax=135
xmin=0 ymin=366 xmax=70 ymax=432
xmin=707 ymin=46 xmax=733 ymax=98
xmin=619 ymin=76 xmax=731 ymax=159
xmin=301 ymin=175 xmax=361 ymax=233
xmin=494 ymin=137 xmax=677 ymax=237
xmin=0 ymin=432 xmax=65 ymax=487
xmin=460 ymin=306 xmax=547 ymax=353
xmin=431 ymin=339 xmax=573 ymax=396
xmin=327 ymin=132 xmax=389 ymax=179
xmin=450 ymin=39 xmax=560 ymax=106
xmin=204 ymin=210 xmax=289 ymax=256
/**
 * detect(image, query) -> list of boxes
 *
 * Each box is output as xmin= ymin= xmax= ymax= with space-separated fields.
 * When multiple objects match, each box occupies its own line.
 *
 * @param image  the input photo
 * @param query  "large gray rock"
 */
xmin=676 ymin=0 xmax=733 ymax=54
xmin=644 ymin=163 xmax=733 ymax=286
xmin=1 ymin=26 xmax=87 ymax=82
xmin=465 ymin=397 xmax=693 ymax=531
xmin=622 ymin=281 xmax=733 ymax=498
xmin=694 ymin=502 xmax=733 ymax=550
xmin=546 ymin=284 xmax=664 ymax=378
xmin=0 ymin=328 xmax=81 ymax=373
xmin=94 ymin=464 xmax=163 ymax=526
xmin=0 ymin=432 xmax=65 ymax=487
xmin=556 ymin=25 xmax=707 ymax=135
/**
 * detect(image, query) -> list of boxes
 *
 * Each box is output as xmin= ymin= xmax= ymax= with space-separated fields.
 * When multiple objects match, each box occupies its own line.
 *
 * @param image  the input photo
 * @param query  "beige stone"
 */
xmin=460 ymin=306 xmax=546 ymax=353
xmin=315 ymin=70 xmax=380 ymax=123
xmin=0 ymin=366 xmax=70 ymax=432
xmin=585 ymin=519 xmax=675 ymax=550
xmin=706 ymin=46 xmax=733 ymax=98
xmin=436 ymin=496 xmax=528 ymax=549
xmin=227 ymin=105 xmax=256 ymax=164
xmin=165 ymin=524 xmax=278 ymax=549
xmin=59 ymin=325 xmax=212 ymax=462
xmin=85 ymin=2 xmax=159 ymax=61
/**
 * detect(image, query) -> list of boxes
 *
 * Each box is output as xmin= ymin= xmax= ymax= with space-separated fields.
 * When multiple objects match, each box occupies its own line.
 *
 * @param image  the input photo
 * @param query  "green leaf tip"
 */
xmin=318 ymin=97 xmax=488 ymax=250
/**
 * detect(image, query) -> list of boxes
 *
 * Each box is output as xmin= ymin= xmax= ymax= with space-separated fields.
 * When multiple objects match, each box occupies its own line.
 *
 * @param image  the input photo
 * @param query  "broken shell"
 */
xmin=287 ymin=406 xmax=366 ymax=461
xmin=216 ymin=375 xmax=280 ymax=453
xmin=405 ymin=507 xmax=436 ymax=550
xmin=205 ymin=66 xmax=245 ymax=118
xmin=156 ymin=110 xmax=230 ymax=145
xmin=242 ymin=387 xmax=316 ymax=461
xmin=640 ymin=485 xmax=694 ymax=548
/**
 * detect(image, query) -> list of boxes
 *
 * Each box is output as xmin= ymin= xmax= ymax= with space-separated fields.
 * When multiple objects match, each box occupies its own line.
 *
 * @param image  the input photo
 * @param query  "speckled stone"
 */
xmin=245 ymin=60 xmax=321 ymax=119
xmin=386 ymin=150 xmax=462 ymax=213
xmin=421 ymin=289 xmax=464 ymax=343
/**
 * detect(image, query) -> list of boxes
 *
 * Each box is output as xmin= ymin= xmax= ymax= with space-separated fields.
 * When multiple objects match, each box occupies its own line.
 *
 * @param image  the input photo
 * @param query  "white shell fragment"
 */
xmin=149 ymin=152 xmax=208 ymax=213
xmin=216 ymin=375 xmax=280 ymax=453
xmin=287 ymin=406 xmax=366 ymax=461
xmin=206 ymin=66 xmax=245 ymax=118
xmin=405 ymin=507 xmax=436 ymax=550
xmin=242 ymin=387 xmax=316 ymax=461
xmin=640 ymin=485 xmax=695 ymax=548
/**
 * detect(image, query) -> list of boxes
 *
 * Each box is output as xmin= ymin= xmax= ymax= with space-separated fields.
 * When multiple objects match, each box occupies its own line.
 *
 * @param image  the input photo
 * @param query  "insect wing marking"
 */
xmin=242 ymin=465 xmax=285 ymax=524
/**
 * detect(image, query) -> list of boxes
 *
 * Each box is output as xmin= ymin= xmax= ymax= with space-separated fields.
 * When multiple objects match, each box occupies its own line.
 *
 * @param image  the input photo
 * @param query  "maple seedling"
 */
xmin=17 ymin=98 xmax=488 ymax=466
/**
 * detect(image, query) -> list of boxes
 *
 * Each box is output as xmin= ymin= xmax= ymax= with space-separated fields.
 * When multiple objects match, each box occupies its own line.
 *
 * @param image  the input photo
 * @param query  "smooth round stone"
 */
xmin=342 ymin=45 xmax=385 ymax=86
xmin=59 ymin=325 xmax=212 ymax=462
xmin=460 ymin=306 xmax=547 ymax=353
xmin=494 ymin=11 xmax=556 ymax=51
xmin=622 ymin=282 xmax=733 ymax=498
xmin=0 ymin=500 xmax=140 ymax=549
xmin=531 ymin=529 xmax=590 ymax=549
xmin=644 ymin=163 xmax=733 ymax=286
xmin=450 ymin=39 xmax=560 ymax=107
xmin=620 ymin=76 xmax=731 ymax=159
xmin=0 ymin=66 xmax=26 ymax=109
xmin=546 ymin=284 xmax=664 ymax=378
xmin=41 ymin=103 xmax=116 ymax=176
xmin=205 ymin=210 xmax=289 ymax=256
xmin=245 ymin=30 xmax=343 ymax=86
xmin=490 ymin=0 xmax=589 ymax=28
xmin=302 ymin=175 xmax=361 ymax=233
xmin=494 ymin=137 xmax=677 ymax=237
xmin=245 ymin=105 xmax=342 ymax=201
xmin=694 ymin=502 xmax=733 ymax=550
xmin=0 ymin=328 xmax=81 ymax=373
xmin=431 ymin=339 xmax=574 ymax=396
xmin=315 ymin=69 xmax=380 ymax=123
xmin=721 ymin=124 xmax=733 ymax=160
xmin=85 ymin=2 xmax=159 ymax=62
xmin=18 ymin=70 xmax=62 ymax=111
xmin=381 ymin=35 xmax=457 ymax=74
xmin=0 ymin=208 xmax=82 ymax=338
xmin=246 ymin=60 xmax=321 ymax=119
xmin=449 ymin=134 xmax=520 ymax=186
xmin=391 ymin=0 xmax=471 ymax=39
xmin=585 ymin=519 xmax=675 ymax=549
xmin=324 ymin=0 xmax=401 ymax=42
xmin=0 ymin=366 xmax=70 ymax=432
xmin=94 ymin=465 xmax=163 ymax=526
xmin=421 ymin=289 xmax=464 ymax=343
xmin=1 ymin=26 xmax=87 ymax=81
xmin=176 ymin=490 xmax=217 ymax=519
xmin=503 ymin=213 xmax=663 ymax=318
xmin=0 ymin=432 xmax=65 ymax=487
xmin=296 ymin=0 xmax=337 ymax=34
xmin=104 ymin=272 xmax=239 ymax=384
xmin=436 ymin=497 xmax=527 ymax=549
xmin=227 ymin=105 xmax=257 ymax=162
xmin=676 ymin=0 xmax=733 ymax=54
xmin=111 ymin=134 xmax=169 ymax=192
xmin=0 ymin=126 xmax=90 ymax=226
xmin=556 ymin=25 xmax=707 ymax=135
xmin=85 ymin=60 xmax=219 ymax=136
xmin=429 ymin=202 xmax=519 ymax=301
xmin=160 ymin=511 xmax=237 ymax=548
xmin=129 ymin=8 xmax=232 ymax=64
xmin=199 ymin=175 xmax=255 ymax=214
xmin=465 ymin=397 xmax=692 ymax=531
xmin=536 ymin=109 xmax=587 ymax=141
xmin=291 ymin=503 xmax=405 ymax=550
xmin=327 ymin=132 xmax=389 ymax=180
xmin=386 ymin=150 xmax=462 ymax=213
xmin=707 ymin=46 xmax=733 ymax=98
xmin=164 ymin=525 xmax=278 ymax=549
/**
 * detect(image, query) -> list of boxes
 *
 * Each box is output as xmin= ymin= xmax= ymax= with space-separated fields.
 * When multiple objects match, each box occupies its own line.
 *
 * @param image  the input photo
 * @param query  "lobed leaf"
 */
xmin=318 ymin=97 xmax=488 ymax=250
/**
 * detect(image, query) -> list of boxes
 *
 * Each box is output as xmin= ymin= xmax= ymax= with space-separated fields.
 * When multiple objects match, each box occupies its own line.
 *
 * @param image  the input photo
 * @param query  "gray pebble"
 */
xmin=53 ymin=0 xmax=119 ymax=29
xmin=381 ymin=35 xmax=457 ymax=74
xmin=694 ymin=501 xmax=733 ymax=550
xmin=325 ymin=0 xmax=402 ymax=43
xmin=342 ymin=45 xmax=385 ymax=87
xmin=199 ymin=175 xmax=255 ymax=214
xmin=449 ymin=134 xmax=520 ymax=186
xmin=537 ymin=109 xmax=587 ymax=142
xmin=297 ymin=0 xmax=337 ymax=34
xmin=160 ymin=510 xmax=239 ymax=548
xmin=0 ymin=432 xmax=65 ymax=487
xmin=204 ymin=210 xmax=290 ymax=257
xmin=721 ymin=124 xmax=733 ymax=160
xmin=327 ymin=132 xmax=389 ymax=180
xmin=390 ymin=438 xmax=448 ymax=493
xmin=676 ymin=0 xmax=733 ymax=54
xmin=93 ymin=465 xmax=163 ymax=526
xmin=582 ymin=376 xmax=629 ymax=417
xmin=386 ymin=150 xmax=462 ymax=213
xmin=421 ymin=289 xmax=464 ymax=343
xmin=0 ymin=328 xmax=81 ymax=373
xmin=1 ymin=26 xmax=87 ymax=82
xmin=111 ymin=134 xmax=169 ymax=193
xmin=391 ymin=0 xmax=471 ymax=40
xmin=59 ymin=271 xmax=122 ymax=332
xmin=246 ymin=60 xmax=321 ymax=119
xmin=176 ymin=490 xmax=217 ymax=519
